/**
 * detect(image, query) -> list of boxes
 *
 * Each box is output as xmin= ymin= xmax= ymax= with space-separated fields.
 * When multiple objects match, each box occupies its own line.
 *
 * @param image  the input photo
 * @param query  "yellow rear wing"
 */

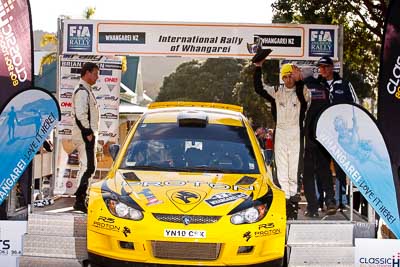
xmin=148 ymin=101 xmax=243 ymax=113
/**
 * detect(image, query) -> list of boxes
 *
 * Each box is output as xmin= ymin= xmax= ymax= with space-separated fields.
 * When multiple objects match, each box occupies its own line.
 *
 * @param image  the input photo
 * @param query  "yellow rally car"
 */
xmin=87 ymin=102 xmax=286 ymax=267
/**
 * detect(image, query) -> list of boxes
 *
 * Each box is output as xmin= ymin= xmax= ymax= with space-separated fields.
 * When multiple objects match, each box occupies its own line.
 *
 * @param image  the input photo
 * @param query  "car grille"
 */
xmin=152 ymin=213 xmax=221 ymax=224
xmin=152 ymin=241 xmax=221 ymax=260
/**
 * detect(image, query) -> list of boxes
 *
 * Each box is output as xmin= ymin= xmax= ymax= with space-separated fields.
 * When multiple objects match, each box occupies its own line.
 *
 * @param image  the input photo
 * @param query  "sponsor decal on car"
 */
xmin=171 ymin=190 xmax=201 ymax=204
xmin=128 ymin=181 xmax=255 ymax=191
xmin=258 ymin=223 xmax=274 ymax=230
xmin=205 ymin=192 xmax=248 ymax=207
xmin=254 ymin=228 xmax=281 ymax=237
xmin=92 ymin=221 xmax=120 ymax=232
xmin=137 ymin=188 xmax=163 ymax=206
xmin=98 ymin=216 xmax=115 ymax=224
xmin=164 ymin=229 xmax=206 ymax=238
xmin=122 ymin=226 xmax=131 ymax=237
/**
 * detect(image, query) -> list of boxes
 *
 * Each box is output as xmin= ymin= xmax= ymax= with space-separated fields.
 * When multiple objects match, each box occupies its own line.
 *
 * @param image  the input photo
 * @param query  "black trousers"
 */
xmin=75 ymin=137 xmax=96 ymax=202
xmin=303 ymin=139 xmax=336 ymax=212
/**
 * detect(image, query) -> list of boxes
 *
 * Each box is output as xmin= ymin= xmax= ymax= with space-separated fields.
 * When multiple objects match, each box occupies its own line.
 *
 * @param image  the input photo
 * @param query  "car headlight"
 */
xmin=230 ymin=204 xmax=267 ymax=225
xmin=105 ymin=199 xmax=144 ymax=221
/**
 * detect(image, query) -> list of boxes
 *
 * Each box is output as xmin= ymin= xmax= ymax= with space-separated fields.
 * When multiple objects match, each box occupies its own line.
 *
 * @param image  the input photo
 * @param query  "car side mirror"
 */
xmin=109 ymin=144 xmax=120 ymax=160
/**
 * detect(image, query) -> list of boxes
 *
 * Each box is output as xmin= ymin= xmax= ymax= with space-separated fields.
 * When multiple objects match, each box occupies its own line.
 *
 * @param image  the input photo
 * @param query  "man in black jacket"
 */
xmin=301 ymin=74 xmax=335 ymax=218
xmin=317 ymin=56 xmax=359 ymax=211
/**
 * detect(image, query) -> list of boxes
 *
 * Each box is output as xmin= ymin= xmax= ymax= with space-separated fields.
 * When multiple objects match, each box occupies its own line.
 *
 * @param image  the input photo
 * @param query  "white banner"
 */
xmin=355 ymin=238 xmax=400 ymax=266
xmin=62 ymin=20 xmax=339 ymax=60
xmin=0 ymin=221 xmax=27 ymax=267
xmin=55 ymin=55 xmax=122 ymax=195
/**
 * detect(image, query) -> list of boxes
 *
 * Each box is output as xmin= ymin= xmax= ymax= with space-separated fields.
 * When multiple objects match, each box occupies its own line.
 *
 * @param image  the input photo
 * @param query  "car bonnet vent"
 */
xmin=177 ymin=111 xmax=208 ymax=127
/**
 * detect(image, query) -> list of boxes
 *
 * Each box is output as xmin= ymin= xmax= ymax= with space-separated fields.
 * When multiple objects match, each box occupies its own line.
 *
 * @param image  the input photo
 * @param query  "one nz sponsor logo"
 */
xmin=205 ymin=192 xmax=247 ymax=207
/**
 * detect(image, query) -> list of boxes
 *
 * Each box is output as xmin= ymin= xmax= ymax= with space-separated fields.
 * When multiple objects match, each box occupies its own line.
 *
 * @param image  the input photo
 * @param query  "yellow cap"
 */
xmin=280 ymin=63 xmax=293 ymax=79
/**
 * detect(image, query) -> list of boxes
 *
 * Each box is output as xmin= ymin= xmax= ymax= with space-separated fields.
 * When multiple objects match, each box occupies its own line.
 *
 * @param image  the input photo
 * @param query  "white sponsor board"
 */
xmin=0 ymin=221 xmax=27 ymax=267
xmin=62 ymin=19 xmax=339 ymax=60
xmin=55 ymin=55 xmax=122 ymax=195
xmin=164 ymin=229 xmax=206 ymax=238
xmin=355 ymin=238 xmax=400 ymax=266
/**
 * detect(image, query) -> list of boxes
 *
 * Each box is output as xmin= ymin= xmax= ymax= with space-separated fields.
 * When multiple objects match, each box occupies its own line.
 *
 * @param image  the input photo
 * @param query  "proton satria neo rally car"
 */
xmin=87 ymin=102 xmax=286 ymax=267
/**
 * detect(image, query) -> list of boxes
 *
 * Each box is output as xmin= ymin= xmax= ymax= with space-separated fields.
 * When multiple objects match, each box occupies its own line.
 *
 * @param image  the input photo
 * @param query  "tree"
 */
xmin=156 ymin=58 xmax=246 ymax=104
xmin=271 ymin=0 xmax=389 ymax=103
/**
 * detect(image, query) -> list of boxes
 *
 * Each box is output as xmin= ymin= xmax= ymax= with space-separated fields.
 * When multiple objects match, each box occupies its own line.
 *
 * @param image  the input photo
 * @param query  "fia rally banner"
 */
xmin=316 ymin=103 xmax=400 ymax=238
xmin=55 ymin=55 xmax=121 ymax=195
xmin=61 ymin=19 xmax=339 ymax=60
xmin=355 ymin=238 xmax=400 ymax=266
xmin=378 ymin=0 xmax=400 ymax=227
xmin=0 ymin=221 xmax=27 ymax=267
xmin=0 ymin=89 xmax=60 ymax=205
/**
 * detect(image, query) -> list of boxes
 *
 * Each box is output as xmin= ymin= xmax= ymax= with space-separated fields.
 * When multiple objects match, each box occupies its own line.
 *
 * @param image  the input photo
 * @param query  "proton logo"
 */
xmin=172 ymin=191 xmax=200 ymax=204
xmin=182 ymin=216 xmax=191 ymax=225
xmin=167 ymin=189 xmax=206 ymax=213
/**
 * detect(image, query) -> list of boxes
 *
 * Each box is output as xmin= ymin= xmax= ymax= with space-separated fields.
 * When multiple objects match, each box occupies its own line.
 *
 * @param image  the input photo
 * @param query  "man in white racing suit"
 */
xmin=254 ymin=61 xmax=310 ymax=219
xmin=72 ymin=62 xmax=100 ymax=213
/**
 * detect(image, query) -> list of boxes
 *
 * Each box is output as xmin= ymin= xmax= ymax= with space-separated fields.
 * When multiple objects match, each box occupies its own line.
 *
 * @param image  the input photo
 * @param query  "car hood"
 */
xmin=102 ymin=170 xmax=269 ymax=214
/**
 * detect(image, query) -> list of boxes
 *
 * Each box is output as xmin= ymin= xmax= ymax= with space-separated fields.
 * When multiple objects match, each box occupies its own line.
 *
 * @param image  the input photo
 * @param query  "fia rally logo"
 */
xmin=67 ymin=24 xmax=93 ymax=52
xmin=309 ymin=29 xmax=334 ymax=57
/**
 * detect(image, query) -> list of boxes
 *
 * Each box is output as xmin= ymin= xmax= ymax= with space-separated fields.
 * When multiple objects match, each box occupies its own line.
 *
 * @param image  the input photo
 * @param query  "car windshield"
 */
xmin=120 ymin=123 xmax=260 ymax=174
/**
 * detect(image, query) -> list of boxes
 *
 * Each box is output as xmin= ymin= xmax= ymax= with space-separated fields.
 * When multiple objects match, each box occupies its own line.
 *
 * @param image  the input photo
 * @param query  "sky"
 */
xmin=30 ymin=0 xmax=275 ymax=33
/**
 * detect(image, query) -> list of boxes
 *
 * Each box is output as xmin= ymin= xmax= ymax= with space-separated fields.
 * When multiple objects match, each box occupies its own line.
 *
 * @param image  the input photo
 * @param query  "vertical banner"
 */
xmin=0 ymin=0 xmax=32 ymax=106
xmin=55 ymin=55 xmax=122 ymax=195
xmin=316 ymin=104 xmax=400 ymax=238
xmin=0 ymin=89 xmax=60 ymax=205
xmin=378 ymin=0 xmax=400 ymax=227
xmin=0 ymin=0 xmax=33 ymax=220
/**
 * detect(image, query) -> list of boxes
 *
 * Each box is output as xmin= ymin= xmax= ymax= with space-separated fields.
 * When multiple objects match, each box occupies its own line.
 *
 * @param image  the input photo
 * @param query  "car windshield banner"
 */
xmin=315 ymin=103 xmax=400 ymax=238
xmin=0 ymin=89 xmax=60 ymax=205
xmin=377 ymin=0 xmax=400 ymax=229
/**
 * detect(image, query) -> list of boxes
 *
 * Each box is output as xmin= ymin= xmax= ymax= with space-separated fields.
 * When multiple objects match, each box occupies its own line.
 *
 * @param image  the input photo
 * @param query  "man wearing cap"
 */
xmin=317 ymin=56 xmax=358 ymax=211
xmin=253 ymin=58 xmax=310 ymax=220
xmin=300 ymin=66 xmax=335 ymax=218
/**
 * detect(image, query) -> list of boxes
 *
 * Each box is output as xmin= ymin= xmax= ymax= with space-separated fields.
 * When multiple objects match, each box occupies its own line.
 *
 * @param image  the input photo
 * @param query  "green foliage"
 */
xmin=271 ymin=0 xmax=389 ymax=101
xmin=156 ymin=58 xmax=246 ymax=104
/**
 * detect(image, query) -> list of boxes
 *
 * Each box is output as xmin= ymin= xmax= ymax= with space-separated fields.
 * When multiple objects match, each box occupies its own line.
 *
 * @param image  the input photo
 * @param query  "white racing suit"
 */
xmin=72 ymin=79 xmax=100 ymax=202
xmin=266 ymin=85 xmax=310 ymax=199
xmin=253 ymin=67 xmax=310 ymax=200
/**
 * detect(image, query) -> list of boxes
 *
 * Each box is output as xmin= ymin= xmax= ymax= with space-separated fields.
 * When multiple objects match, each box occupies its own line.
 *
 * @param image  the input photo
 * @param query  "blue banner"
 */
xmin=316 ymin=103 xmax=399 ymax=238
xmin=0 ymin=89 xmax=60 ymax=205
